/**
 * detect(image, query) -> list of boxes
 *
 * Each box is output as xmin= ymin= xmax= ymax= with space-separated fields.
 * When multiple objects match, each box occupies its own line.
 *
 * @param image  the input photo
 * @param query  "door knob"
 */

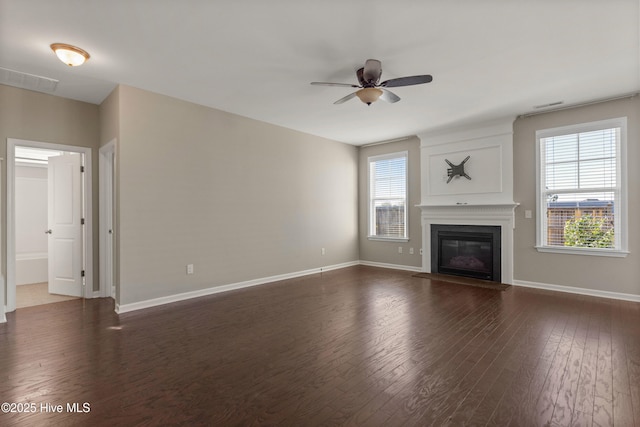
xmin=45 ymin=229 xmax=52 ymax=234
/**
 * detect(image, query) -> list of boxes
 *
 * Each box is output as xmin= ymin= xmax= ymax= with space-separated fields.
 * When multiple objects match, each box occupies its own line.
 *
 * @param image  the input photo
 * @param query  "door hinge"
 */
xmin=81 ymin=165 xmax=85 ymax=173
xmin=81 ymin=218 xmax=85 ymax=225
xmin=81 ymin=270 xmax=85 ymax=277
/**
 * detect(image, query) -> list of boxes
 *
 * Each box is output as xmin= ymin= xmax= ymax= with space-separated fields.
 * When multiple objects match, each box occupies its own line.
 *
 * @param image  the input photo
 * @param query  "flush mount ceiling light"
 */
xmin=50 ymin=43 xmax=90 ymax=66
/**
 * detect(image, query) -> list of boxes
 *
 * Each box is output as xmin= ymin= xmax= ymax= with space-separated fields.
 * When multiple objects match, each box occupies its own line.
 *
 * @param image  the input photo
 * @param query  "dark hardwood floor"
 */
xmin=1 ymin=265 xmax=639 ymax=426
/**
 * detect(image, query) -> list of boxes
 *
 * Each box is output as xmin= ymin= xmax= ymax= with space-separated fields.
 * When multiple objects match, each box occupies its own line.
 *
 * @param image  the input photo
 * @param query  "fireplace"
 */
xmin=418 ymin=120 xmax=517 ymax=284
xmin=431 ymin=224 xmax=501 ymax=282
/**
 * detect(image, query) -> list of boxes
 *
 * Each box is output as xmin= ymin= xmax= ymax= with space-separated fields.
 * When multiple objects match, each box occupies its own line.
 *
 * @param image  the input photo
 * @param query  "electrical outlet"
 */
xmin=187 ymin=264 xmax=194 ymax=275
xmin=398 ymin=246 xmax=403 ymax=254
xmin=321 ymin=248 xmax=326 ymax=255
xmin=409 ymin=247 xmax=414 ymax=255
xmin=525 ymin=210 xmax=532 ymax=219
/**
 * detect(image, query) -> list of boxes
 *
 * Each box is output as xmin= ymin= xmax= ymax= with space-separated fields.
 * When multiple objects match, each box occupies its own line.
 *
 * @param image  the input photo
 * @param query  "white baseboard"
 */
xmin=358 ymin=260 xmax=423 ymax=273
xmin=16 ymin=255 xmax=48 ymax=286
xmin=114 ymin=261 xmax=640 ymax=316
xmin=115 ymin=261 xmax=360 ymax=314
xmin=513 ymin=280 xmax=640 ymax=303
xmin=320 ymin=261 xmax=361 ymax=273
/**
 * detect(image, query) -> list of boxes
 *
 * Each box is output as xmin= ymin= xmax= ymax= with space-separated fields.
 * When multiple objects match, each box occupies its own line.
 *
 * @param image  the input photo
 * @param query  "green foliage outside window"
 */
xmin=563 ymin=215 xmax=614 ymax=248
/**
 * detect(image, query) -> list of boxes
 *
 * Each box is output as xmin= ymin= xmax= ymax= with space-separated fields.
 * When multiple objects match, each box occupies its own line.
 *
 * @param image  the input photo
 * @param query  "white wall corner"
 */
xmin=0 ymin=275 xmax=6 ymax=323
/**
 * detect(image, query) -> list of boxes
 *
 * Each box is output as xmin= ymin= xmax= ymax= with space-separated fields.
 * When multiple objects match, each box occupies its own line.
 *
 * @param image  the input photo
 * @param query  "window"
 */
xmin=368 ymin=152 xmax=408 ymax=240
xmin=536 ymin=118 xmax=627 ymax=257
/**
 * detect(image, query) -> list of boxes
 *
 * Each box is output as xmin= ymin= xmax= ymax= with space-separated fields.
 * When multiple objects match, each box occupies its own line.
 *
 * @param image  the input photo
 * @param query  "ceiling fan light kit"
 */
xmin=50 ymin=43 xmax=90 ymax=67
xmin=356 ymin=87 xmax=383 ymax=105
xmin=311 ymin=59 xmax=432 ymax=105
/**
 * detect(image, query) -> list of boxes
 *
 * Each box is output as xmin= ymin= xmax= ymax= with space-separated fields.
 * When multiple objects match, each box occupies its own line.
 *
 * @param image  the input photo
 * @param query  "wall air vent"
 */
xmin=0 ymin=67 xmax=59 ymax=93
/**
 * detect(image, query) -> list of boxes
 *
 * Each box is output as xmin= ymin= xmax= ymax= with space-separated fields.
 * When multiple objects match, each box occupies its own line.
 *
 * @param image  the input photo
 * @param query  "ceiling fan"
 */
xmin=310 ymin=59 xmax=433 ymax=105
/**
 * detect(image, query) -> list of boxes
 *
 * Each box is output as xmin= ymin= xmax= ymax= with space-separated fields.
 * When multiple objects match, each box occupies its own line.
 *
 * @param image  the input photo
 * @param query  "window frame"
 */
xmin=367 ymin=151 xmax=409 ymax=242
xmin=535 ymin=117 xmax=628 ymax=257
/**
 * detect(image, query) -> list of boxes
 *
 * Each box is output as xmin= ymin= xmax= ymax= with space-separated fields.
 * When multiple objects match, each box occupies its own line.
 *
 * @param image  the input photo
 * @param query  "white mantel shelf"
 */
xmin=416 ymin=203 xmax=519 ymax=208
xmin=417 ymin=203 xmax=520 ymax=227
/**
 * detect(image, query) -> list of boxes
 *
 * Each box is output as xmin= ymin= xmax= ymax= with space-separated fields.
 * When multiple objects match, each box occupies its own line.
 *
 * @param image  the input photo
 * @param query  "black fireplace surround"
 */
xmin=431 ymin=224 xmax=501 ymax=282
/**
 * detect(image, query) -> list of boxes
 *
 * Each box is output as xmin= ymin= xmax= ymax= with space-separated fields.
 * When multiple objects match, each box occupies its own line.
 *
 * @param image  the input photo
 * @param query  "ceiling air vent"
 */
xmin=0 ymin=67 xmax=59 ymax=93
xmin=533 ymin=101 xmax=564 ymax=109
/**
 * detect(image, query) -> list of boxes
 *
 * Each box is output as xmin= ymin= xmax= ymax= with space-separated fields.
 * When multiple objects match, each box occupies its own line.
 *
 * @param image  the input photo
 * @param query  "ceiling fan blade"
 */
xmin=363 ymin=59 xmax=382 ymax=84
xmin=310 ymin=82 xmax=360 ymax=88
xmin=356 ymin=68 xmax=366 ymax=86
xmin=379 ymin=89 xmax=400 ymax=103
xmin=380 ymin=74 xmax=433 ymax=88
xmin=333 ymin=92 xmax=357 ymax=104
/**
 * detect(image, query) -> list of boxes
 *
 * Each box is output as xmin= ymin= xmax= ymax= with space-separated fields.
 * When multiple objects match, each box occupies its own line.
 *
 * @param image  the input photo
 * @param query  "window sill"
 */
xmin=368 ymin=236 xmax=410 ymax=243
xmin=535 ymin=246 xmax=629 ymax=258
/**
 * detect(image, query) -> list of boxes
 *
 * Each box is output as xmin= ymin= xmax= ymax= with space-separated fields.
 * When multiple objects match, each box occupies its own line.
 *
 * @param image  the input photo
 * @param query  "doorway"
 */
xmin=6 ymin=138 xmax=93 ymax=312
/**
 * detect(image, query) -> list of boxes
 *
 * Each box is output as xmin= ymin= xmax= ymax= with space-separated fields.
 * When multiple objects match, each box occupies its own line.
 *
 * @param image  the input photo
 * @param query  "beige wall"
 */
xmin=513 ymin=96 xmax=640 ymax=295
xmin=358 ymin=137 xmax=422 ymax=268
xmin=116 ymin=85 xmax=358 ymax=305
xmin=0 ymin=84 xmax=101 ymax=295
xmin=3 ymin=81 xmax=636 ymax=314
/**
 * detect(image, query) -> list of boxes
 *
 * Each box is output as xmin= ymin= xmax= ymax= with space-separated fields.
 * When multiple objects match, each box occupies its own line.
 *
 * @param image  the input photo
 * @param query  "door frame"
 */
xmin=6 ymin=138 xmax=93 ymax=313
xmin=99 ymin=140 xmax=116 ymax=299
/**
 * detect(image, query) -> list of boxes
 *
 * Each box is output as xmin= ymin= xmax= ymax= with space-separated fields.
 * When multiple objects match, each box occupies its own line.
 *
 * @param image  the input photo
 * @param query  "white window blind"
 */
xmin=369 ymin=152 xmax=408 ymax=239
xmin=537 ymin=120 xmax=625 ymax=253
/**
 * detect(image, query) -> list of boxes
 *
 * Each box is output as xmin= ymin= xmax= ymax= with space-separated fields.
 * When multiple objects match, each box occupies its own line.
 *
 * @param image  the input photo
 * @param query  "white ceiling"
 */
xmin=1 ymin=0 xmax=638 ymax=145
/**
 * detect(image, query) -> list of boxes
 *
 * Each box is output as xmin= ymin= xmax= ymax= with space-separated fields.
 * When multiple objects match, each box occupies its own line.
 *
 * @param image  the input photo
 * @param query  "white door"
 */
xmin=47 ymin=153 xmax=83 ymax=297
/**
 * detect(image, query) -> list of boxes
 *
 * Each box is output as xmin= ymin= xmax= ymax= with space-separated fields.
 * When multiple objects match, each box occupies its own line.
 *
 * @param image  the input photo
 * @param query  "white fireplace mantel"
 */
xmin=417 ymin=120 xmax=518 ymax=284
xmin=418 ymin=201 xmax=519 ymax=284
xmin=417 ymin=203 xmax=519 ymax=226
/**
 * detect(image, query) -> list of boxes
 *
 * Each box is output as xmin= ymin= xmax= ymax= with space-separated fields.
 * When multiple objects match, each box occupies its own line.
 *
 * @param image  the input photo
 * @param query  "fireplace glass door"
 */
xmin=431 ymin=225 xmax=501 ymax=282
xmin=439 ymin=236 xmax=493 ymax=280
